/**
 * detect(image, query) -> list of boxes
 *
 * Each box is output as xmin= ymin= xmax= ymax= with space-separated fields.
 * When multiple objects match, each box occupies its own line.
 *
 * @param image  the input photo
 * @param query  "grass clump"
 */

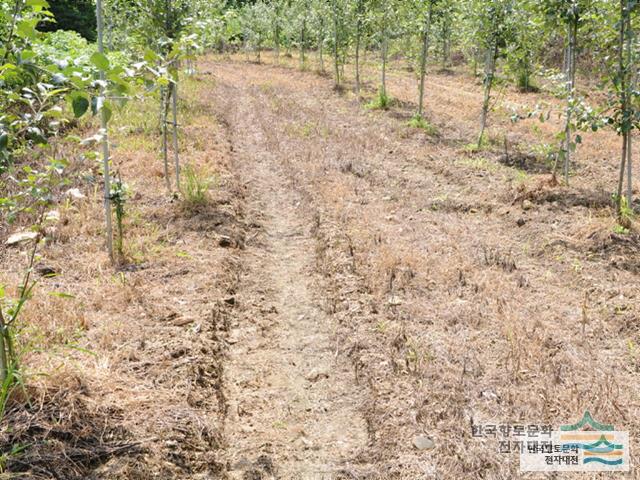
xmin=463 ymin=133 xmax=501 ymax=153
xmin=614 ymin=195 xmax=635 ymax=231
xmin=459 ymin=156 xmax=499 ymax=173
xmin=408 ymin=115 xmax=438 ymax=135
xmin=367 ymin=89 xmax=392 ymax=110
xmin=613 ymin=224 xmax=631 ymax=235
xmin=180 ymin=164 xmax=215 ymax=209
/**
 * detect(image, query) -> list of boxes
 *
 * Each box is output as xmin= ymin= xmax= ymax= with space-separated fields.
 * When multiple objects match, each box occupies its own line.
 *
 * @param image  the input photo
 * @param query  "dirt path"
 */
xmin=216 ymin=71 xmax=368 ymax=479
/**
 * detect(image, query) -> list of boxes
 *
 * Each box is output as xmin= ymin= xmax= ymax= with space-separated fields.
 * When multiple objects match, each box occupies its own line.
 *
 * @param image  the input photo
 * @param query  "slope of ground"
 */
xmin=2 ymin=52 xmax=639 ymax=480
xmin=204 ymin=57 xmax=640 ymax=479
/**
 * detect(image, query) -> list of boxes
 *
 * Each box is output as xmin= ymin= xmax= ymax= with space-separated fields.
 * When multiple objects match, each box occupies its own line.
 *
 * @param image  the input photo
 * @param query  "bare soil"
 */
xmin=216 ymin=75 xmax=367 ymax=478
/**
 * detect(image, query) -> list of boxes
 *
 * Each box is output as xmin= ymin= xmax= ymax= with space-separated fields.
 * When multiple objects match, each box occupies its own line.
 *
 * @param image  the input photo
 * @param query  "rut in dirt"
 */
xmin=214 ymin=67 xmax=368 ymax=479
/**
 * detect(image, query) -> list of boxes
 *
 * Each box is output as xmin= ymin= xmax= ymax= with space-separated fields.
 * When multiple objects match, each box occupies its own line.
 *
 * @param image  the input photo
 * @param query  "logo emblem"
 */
xmin=521 ymin=411 xmax=630 ymax=472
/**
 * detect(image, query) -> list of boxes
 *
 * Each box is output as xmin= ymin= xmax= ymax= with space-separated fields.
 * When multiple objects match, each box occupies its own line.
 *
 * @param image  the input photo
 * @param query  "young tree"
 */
xmin=330 ymin=0 xmax=346 ymax=86
xmin=378 ymin=0 xmax=391 ymax=102
xmin=310 ymin=0 xmax=329 ymax=72
xmin=613 ymin=0 xmax=638 ymax=216
xmin=96 ymin=0 xmax=114 ymax=259
xmin=292 ymin=0 xmax=310 ymax=69
xmin=434 ymin=1 xmax=456 ymax=69
xmin=353 ymin=0 xmax=367 ymax=94
xmin=270 ymin=0 xmax=285 ymax=63
xmin=473 ymin=0 xmax=513 ymax=148
xmin=506 ymin=0 xmax=544 ymax=91
xmin=369 ymin=0 xmax=399 ymax=107
xmin=415 ymin=0 xmax=437 ymax=118
xmin=540 ymin=0 xmax=593 ymax=183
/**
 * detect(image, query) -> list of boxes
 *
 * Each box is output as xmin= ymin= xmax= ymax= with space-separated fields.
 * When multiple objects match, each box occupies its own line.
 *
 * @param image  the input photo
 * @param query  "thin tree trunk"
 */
xmin=300 ymin=17 xmax=306 ymax=69
xmin=319 ymin=24 xmax=325 ymax=72
xmin=381 ymin=8 xmax=388 ymax=98
xmin=332 ymin=0 xmax=340 ymax=86
xmin=563 ymin=21 xmax=577 ymax=183
xmin=171 ymin=81 xmax=180 ymax=189
xmin=161 ymin=88 xmax=170 ymax=189
xmin=627 ymin=133 xmax=633 ymax=207
xmin=96 ymin=0 xmax=113 ymax=260
xmin=619 ymin=133 xmax=628 ymax=211
xmin=478 ymin=43 xmax=497 ymax=148
xmin=355 ymin=13 xmax=362 ymax=95
xmin=318 ymin=18 xmax=324 ymax=73
xmin=617 ymin=0 xmax=628 ymax=211
xmin=0 ymin=309 xmax=8 ymax=382
xmin=418 ymin=2 xmax=433 ymax=118
xmin=472 ymin=47 xmax=478 ymax=76
xmin=626 ymin=5 xmax=634 ymax=208
xmin=381 ymin=38 xmax=387 ymax=98
xmin=274 ymin=24 xmax=280 ymax=64
xmin=442 ymin=27 xmax=448 ymax=69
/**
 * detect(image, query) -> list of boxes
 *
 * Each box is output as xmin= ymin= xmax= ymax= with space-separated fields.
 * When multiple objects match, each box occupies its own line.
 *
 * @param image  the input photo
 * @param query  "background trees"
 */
xmin=219 ymin=0 xmax=639 ymax=216
xmin=3 ymin=0 xmax=640 ymax=247
xmin=38 ymin=0 xmax=97 ymax=41
xmin=506 ymin=0 xmax=544 ymax=92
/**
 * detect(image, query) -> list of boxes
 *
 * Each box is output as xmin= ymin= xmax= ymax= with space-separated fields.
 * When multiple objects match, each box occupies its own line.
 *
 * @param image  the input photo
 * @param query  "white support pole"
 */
xmin=96 ymin=0 xmax=113 ymax=260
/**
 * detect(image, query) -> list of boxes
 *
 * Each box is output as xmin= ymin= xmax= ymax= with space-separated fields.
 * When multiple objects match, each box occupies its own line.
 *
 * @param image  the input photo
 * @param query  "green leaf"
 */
xmin=144 ymin=49 xmax=159 ymax=63
xmin=21 ymin=50 xmax=36 ymax=61
xmin=90 ymin=52 xmax=110 ymax=71
xmin=49 ymin=292 xmax=75 ymax=299
xmin=71 ymin=93 xmax=90 ymax=118
xmin=16 ymin=20 xmax=37 ymax=40
xmin=92 ymin=96 xmax=112 ymax=123
xmin=26 ymin=127 xmax=47 ymax=145
xmin=0 ymin=132 xmax=8 ymax=151
xmin=26 ymin=0 xmax=49 ymax=8
xmin=102 ymin=103 xmax=112 ymax=123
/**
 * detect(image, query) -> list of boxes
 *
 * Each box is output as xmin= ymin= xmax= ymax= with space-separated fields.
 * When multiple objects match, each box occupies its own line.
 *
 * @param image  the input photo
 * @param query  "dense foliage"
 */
xmin=38 ymin=0 xmax=97 ymax=40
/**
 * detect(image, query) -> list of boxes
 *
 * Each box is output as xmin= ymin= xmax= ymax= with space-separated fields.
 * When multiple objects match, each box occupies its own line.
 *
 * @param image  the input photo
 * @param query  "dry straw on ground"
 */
xmin=1 ymin=53 xmax=639 ymax=479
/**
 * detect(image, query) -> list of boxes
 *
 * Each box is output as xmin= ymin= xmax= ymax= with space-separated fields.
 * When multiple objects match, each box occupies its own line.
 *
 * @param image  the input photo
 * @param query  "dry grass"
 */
xmin=207 ymin=55 xmax=640 ymax=478
xmin=2 ymin=49 xmax=640 ymax=479
xmin=0 ymin=72 xmax=242 ymax=477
